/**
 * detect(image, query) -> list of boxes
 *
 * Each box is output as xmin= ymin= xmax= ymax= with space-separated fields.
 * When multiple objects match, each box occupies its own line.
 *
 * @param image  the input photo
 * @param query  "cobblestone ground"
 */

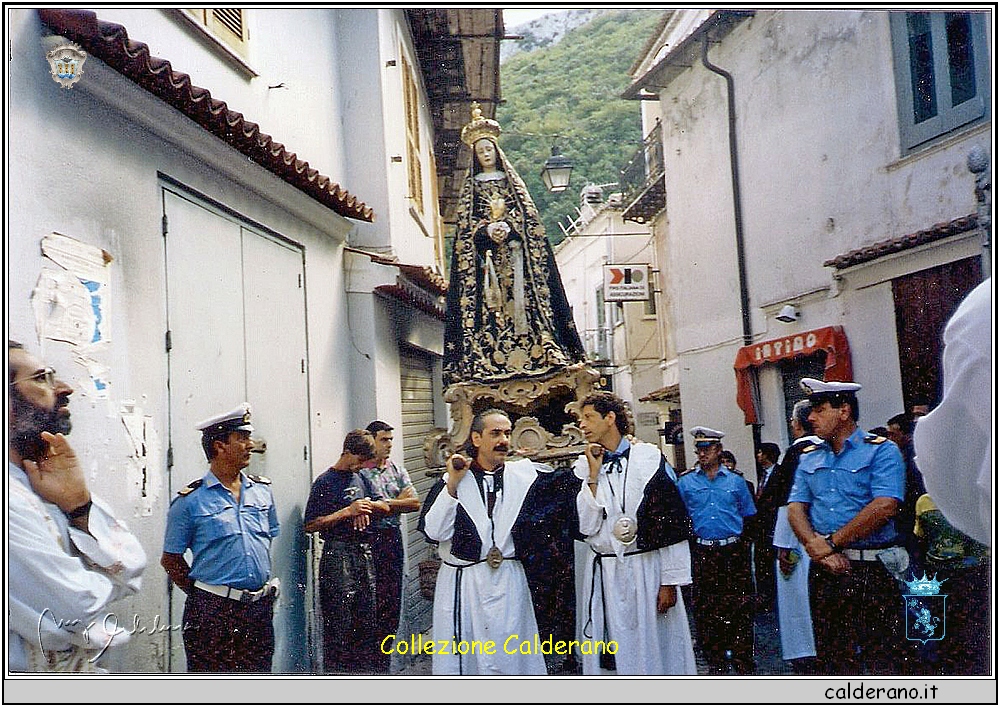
xmin=395 ymin=590 xmax=792 ymax=676
xmin=683 ymin=585 xmax=791 ymax=676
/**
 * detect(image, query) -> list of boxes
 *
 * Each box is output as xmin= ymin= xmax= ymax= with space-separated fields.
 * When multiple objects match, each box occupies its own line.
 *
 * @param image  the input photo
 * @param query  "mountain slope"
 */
xmin=500 ymin=9 xmax=602 ymax=63
xmin=497 ymin=9 xmax=664 ymax=243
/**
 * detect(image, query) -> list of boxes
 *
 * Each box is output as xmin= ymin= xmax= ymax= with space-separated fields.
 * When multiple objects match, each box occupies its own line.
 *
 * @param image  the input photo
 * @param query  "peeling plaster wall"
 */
xmin=8 ymin=9 xmax=357 ymax=672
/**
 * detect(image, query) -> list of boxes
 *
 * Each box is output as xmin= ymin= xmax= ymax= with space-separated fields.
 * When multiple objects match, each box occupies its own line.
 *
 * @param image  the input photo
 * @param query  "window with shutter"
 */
xmin=401 ymin=54 xmax=424 ymax=215
xmin=185 ymin=8 xmax=250 ymax=60
xmin=890 ymin=11 xmax=989 ymax=152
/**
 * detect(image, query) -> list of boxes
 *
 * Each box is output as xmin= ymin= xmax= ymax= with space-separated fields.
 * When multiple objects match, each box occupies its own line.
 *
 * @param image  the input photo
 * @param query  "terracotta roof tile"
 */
xmin=38 ymin=9 xmax=374 ymax=223
xmin=823 ymin=214 xmax=978 ymax=270
xmin=362 ymin=251 xmax=448 ymax=297
xmin=375 ymin=283 xmax=446 ymax=320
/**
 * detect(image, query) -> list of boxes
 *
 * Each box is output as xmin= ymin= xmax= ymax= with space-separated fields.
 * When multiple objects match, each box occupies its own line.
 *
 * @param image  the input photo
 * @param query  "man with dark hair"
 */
xmin=575 ymin=391 xmax=695 ymax=674
xmin=719 ymin=450 xmax=755 ymax=498
xmin=360 ymin=420 xmax=420 ymax=673
xmin=885 ymin=413 xmax=914 ymax=447
xmin=162 ymin=403 xmax=280 ymax=673
xmin=418 ymin=408 xmax=557 ymax=675
xmin=9 ymin=341 xmax=146 ymax=671
xmin=676 ymin=426 xmax=756 ymax=674
xmin=788 ymin=378 xmax=908 ymax=674
xmin=304 ymin=429 xmax=381 ymax=674
xmin=750 ymin=441 xmax=782 ymax=611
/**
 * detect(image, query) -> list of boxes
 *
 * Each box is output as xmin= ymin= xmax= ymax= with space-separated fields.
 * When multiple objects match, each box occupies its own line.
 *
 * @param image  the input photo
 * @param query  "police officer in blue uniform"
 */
xmin=676 ymin=426 xmax=757 ymax=674
xmin=161 ymin=403 xmax=280 ymax=673
xmin=787 ymin=379 xmax=908 ymax=675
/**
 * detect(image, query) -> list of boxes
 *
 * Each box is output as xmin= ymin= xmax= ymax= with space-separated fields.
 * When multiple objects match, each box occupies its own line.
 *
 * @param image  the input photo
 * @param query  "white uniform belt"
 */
xmin=695 ymin=535 xmax=740 ymax=547
xmin=194 ymin=579 xmax=276 ymax=603
xmin=842 ymin=547 xmax=897 ymax=562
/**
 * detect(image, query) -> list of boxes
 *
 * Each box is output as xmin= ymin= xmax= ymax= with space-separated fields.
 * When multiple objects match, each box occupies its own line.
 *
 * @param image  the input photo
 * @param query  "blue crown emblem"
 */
xmin=904 ymin=572 xmax=946 ymax=595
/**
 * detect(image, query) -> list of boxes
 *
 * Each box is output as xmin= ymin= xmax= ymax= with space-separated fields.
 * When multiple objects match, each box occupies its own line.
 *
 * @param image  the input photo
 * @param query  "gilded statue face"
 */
xmin=474 ymin=139 xmax=498 ymax=171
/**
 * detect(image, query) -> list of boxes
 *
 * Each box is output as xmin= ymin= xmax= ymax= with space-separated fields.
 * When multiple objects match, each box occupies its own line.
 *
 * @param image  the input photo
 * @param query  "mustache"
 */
xmin=10 ymin=392 xmax=72 ymax=460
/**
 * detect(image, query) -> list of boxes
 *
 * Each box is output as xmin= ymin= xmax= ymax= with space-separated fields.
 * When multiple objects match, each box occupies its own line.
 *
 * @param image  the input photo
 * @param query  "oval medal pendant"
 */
xmin=486 ymin=545 xmax=504 ymax=569
xmin=612 ymin=515 xmax=638 ymax=544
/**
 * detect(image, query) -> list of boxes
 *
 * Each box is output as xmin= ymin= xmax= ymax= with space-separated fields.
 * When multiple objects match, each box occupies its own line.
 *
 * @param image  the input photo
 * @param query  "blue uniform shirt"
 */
xmin=677 ymin=465 xmax=756 ymax=540
xmin=787 ymin=427 xmax=905 ymax=548
xmin=164 ymin=471 xmax=280 ymax=590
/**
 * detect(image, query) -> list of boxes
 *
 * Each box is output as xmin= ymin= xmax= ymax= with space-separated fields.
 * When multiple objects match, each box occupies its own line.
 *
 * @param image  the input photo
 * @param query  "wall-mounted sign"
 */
xmin=603 ymin=264 xmax=650 ymax=302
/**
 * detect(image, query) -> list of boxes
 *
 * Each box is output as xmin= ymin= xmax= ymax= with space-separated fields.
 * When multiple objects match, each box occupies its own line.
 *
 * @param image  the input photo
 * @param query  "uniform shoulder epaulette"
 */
xmin=177 ymin=479 xmax=204 ymax=496
xmin=248 ymin=474 xmax=272 ymax=484
xmin=864 ymin=434 xmax=888 ymax=445
xmin=677 ymin=468 xmax=695 ymax=478
xmin=800 ymin=444 xmax=821 ymax=454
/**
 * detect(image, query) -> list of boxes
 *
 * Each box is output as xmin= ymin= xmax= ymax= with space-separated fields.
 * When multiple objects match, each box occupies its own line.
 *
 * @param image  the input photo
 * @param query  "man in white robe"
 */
xmin=419 ymin=409 xmax=547 ymax=675
xmin=574 ymin=392 xmax=696 ymax=675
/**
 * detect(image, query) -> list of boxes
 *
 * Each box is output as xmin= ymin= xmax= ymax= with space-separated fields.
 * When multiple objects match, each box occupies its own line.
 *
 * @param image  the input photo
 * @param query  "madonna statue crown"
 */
xmin=461 ymin=102 xmax=501 ymax=147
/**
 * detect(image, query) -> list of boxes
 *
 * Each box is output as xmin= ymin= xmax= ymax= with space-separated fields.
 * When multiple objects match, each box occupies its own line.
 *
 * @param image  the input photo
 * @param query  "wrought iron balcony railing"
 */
xmin=619 ymin=121 xmax=666 ymax=224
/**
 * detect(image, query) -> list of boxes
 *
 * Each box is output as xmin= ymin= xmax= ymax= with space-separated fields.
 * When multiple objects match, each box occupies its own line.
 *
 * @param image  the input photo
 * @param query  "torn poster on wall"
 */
xmin=121 ymin=401 xmax=163 ymax=517
xmin=31 ymin=233 xmax=114 ymax=398
xmin=34 ymin=232 xmax=113 ymax=345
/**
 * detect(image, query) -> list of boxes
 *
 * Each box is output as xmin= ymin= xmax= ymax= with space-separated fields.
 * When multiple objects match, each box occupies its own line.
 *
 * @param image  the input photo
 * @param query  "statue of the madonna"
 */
xmin=443 ymin=104 xmax=586 ymax=388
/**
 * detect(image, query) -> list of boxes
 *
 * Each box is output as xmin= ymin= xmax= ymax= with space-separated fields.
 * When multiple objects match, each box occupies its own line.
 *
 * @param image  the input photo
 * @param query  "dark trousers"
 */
xmin=809 ymin=559 xmax=905 ymax=675
xmin=691 ymin=541 xmax=755 ymax=673
xmin=182 ymin=587 xmax=275 ymax=673
xmin=754 ymin=541 xmax=776 ymax=607
xmin=915 ymin=561 xmax=990 ymax=675
xmin=319 ymin=539 xmax=378 ymax=674
xmin=372 ymin=526 xmax=404 ymax=674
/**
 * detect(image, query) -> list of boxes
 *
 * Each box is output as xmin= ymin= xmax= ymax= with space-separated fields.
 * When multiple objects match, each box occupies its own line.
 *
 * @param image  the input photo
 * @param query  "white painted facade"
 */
xmin=554 ymin=193 xmax=665 ymax=445
xmin=628 ymin=10 xmax=991 ymax=482
xmin=7 ymin=8 xmax=448 ymax=673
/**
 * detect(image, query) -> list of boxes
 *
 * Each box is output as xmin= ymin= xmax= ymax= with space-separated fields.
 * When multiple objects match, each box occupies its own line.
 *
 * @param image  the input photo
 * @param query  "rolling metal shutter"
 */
xmin=398 ymin=349 xmax=437 ymax=636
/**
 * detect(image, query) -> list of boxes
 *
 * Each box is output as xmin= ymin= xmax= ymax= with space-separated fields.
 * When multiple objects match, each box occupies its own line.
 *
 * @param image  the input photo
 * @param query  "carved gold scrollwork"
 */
xmin=427 ymin=363 xmax=602 ymax=473
xmin=423 ymin=428 xmax=454 ymax=473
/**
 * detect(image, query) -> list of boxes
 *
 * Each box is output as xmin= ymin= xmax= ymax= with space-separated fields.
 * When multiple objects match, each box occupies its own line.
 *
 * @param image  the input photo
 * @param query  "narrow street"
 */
xmin=395 ymin=595 xmax=791 ymax=676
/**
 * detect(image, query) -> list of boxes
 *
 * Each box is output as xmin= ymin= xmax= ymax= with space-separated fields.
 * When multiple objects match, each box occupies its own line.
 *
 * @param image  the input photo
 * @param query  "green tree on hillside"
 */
xmin=497 ymin=9 xmax=664 ymax=243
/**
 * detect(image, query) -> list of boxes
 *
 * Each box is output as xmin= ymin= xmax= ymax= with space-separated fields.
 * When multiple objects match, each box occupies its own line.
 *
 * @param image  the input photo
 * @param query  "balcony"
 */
xmin=619 ymin=121 xmax=665 ymax=224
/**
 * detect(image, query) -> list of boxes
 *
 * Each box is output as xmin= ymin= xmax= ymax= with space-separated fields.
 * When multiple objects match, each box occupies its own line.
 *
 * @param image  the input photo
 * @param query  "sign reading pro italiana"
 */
xmin=603 ymin=264 xmax=651 ymax=302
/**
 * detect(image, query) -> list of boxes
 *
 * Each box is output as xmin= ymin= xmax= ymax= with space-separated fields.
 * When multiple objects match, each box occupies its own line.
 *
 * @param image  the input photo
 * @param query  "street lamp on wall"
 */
xmin=540 ymin=146 xmax=573 ymax=193
xmin=775 ymin=304 xmax=800 ymax=323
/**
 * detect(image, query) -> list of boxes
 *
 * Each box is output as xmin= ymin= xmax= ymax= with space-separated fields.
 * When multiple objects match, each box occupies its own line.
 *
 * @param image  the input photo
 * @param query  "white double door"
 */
xmin=163 ymin=186 xmax=312 ymax=673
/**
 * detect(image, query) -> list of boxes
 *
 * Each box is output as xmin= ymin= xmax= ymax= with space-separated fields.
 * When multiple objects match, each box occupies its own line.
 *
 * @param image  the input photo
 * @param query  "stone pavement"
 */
xmin=395 ymin=598 xmax=792 ymax=676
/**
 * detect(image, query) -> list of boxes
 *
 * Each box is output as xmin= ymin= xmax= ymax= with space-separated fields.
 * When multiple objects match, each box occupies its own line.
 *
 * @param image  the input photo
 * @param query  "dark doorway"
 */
xmin=892 ymin=256 xmax=982 ymax=409
xmin=778 ymin=351 xmax=828 ymax=440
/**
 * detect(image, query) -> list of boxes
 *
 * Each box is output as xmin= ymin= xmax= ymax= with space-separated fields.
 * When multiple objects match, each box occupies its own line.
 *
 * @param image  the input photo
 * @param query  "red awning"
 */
xmin=734 ymin=326 xmax=853 ymax=425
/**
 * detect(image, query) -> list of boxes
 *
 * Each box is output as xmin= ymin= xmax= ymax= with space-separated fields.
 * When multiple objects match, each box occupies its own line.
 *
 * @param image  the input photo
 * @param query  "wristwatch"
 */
xmin=823 ymin=533 xmax=840 ymax=553
xmin=65 ymin=499 xmax=93 ymax=520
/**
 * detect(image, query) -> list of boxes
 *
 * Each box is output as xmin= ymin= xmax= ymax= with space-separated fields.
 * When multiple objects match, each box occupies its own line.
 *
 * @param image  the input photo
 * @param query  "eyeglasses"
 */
xmin=10 ymin=367 xmax=57 ymax=387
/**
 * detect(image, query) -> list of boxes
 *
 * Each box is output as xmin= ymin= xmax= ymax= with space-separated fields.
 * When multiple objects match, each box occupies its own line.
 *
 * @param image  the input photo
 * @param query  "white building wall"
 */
xmin=554 ymin=204 xmax=663 ymax=443
xmin=94 ymin=8 xmax=349 ymax=182
xmin=336 ymin=10 xmax=442 ymax=270
xmin=6 ymin=8 xmax=388 ymax=673
xmin=650 ymin=9 xmax=988 ymax=470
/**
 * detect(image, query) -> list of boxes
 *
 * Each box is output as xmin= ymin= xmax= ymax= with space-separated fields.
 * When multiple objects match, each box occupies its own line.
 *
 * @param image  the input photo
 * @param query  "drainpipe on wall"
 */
xmin=967 ymin=146 xmax=991 ymax=280
xmin=701 ymin=32 xmax=762 ymax=449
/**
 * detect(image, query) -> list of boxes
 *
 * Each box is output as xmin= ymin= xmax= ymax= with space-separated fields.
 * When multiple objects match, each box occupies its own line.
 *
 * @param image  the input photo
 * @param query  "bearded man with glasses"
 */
xmin=8 ymin=340 xmax=146 ymax=672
